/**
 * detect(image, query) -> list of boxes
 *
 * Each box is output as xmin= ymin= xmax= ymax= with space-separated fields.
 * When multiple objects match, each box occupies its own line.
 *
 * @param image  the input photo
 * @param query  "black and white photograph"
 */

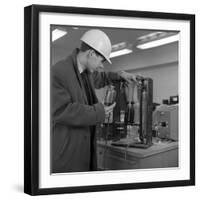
xmin=24 ymin=4 xmax=195 ymax=195
xmin=50 ymin=26 xmax=179 ymax=173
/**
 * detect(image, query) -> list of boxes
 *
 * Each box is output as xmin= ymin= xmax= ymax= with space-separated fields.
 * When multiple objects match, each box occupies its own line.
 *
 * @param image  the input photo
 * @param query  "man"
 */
xmin=51 ymin=29 xmax=136 ymax=173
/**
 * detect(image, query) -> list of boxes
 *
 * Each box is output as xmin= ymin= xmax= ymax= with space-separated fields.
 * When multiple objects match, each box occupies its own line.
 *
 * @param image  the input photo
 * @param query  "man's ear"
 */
xmin=88 ymin=49 xmax=95 ymax=57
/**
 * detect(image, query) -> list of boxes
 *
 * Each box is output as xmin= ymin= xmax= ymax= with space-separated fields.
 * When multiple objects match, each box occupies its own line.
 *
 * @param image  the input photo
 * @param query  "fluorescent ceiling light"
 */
xmin=110 ymin=49 xmax=133 ymax=58
xmin=112 ymin=42 xmax=127 ymax=51
xmin=52 ymin=29 xmax=67 ymax=42
xmin=137 ymin=34 xmax=179 ymax=50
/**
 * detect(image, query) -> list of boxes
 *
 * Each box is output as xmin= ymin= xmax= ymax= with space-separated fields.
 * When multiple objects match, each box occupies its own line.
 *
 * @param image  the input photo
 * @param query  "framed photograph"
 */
xmin=24 ymin=4 xmax=195 ymax=195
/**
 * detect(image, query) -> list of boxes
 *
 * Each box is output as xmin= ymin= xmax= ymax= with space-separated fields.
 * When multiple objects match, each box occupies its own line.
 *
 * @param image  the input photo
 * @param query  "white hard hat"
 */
xmin=80 ymin=29 xmax=112 ymax=64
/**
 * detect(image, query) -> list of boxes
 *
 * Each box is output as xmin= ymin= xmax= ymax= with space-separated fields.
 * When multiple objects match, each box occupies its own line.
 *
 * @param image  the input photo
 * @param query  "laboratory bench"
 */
xmin=97 ymin=138 xmax=178 ymax=170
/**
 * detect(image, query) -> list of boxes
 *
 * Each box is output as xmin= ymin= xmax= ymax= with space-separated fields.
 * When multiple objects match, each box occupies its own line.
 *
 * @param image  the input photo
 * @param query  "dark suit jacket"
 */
xmin=51 ymin=49 xmax=120 ymax=173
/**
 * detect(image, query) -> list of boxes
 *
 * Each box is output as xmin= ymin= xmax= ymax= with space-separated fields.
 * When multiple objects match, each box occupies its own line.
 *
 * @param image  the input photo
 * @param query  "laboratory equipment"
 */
xmin=111 ymin=77 xmax=154 ymax=148
xmin=153 ymin=104 xmax=178 ymax=141
xmin=104 ymin=85 xmax=116 ymax=123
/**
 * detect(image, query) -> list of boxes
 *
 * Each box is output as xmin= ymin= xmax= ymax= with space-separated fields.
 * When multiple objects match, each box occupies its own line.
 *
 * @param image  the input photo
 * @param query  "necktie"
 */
xmin=80 ymin=71 xmax=97 ymax=170
xmin=81 ymin=71 xmax=95 ymax=105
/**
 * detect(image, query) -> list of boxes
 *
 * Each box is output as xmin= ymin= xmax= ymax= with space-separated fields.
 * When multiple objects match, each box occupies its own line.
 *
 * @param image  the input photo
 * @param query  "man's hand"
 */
xmin=118 ymin=71 xmax=137 ymax=83
xmin=104 ymin=102 xmax=116 ymax=117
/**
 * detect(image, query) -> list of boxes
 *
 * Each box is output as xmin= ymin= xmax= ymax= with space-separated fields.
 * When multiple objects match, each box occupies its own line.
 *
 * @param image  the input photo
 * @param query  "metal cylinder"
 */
xmin=104 ymin=85 xmax=116 ymax=106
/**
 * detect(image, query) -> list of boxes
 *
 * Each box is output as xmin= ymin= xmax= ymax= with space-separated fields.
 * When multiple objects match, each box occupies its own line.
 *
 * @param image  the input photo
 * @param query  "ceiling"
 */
xmin=51 ymin=25 xmax=177 ymax=65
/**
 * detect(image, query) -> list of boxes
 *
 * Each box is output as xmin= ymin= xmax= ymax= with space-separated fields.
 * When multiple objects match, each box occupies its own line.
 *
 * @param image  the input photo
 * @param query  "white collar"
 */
xmin=77 ymin=58 xmax=84 ymax=74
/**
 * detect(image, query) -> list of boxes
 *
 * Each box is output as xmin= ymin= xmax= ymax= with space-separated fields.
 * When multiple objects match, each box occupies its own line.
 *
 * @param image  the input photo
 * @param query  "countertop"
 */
xmin=97 ymin=138 xmax=178 ymax=158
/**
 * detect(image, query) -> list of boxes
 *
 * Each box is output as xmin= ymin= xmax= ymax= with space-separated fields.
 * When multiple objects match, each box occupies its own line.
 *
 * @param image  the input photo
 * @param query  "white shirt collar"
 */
xmin=77 ymin=58 xmax=84 ymax=74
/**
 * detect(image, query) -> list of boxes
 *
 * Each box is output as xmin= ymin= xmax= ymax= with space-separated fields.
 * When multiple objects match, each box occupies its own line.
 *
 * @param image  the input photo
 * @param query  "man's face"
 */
xmin=86 ymin=50 xmax=105 ymax=73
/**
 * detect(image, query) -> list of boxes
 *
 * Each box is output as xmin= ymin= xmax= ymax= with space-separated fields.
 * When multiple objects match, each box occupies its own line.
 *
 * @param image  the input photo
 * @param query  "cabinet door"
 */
xmin=97 ymin=146 xmax=138 ymax=170
xmin=105 ymin=153 xmax=138 ymax=170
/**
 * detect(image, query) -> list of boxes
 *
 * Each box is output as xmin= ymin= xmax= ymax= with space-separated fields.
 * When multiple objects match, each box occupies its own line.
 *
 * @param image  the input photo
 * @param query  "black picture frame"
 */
xmin=24 ymin=4 xmax=195 ymax=196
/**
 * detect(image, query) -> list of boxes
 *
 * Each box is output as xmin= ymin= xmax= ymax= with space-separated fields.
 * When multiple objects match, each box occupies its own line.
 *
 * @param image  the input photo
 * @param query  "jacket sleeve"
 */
xmin=92 ymin=71 xmax=122 ymax=89
xmin=51 ymin=72 xmax=105 ymax=127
